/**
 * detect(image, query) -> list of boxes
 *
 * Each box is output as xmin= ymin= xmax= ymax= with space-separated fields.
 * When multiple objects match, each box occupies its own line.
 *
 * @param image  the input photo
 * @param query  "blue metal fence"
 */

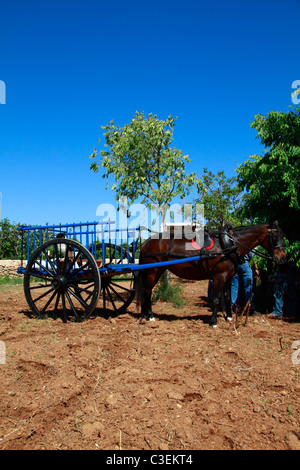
xmin=18 ymin=221 xmax=141 ymax=274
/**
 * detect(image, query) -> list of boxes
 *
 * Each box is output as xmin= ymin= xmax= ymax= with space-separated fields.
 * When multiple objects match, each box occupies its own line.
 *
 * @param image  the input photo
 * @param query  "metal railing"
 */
xmin=18 ymin=221 xmax=141 ymax=272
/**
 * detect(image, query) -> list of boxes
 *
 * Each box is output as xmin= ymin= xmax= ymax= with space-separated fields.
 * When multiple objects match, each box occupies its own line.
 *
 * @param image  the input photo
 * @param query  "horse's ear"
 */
xmin=269 ymin=220 xmax=279 ymax=229
xmin=270 ymin=220 xmax=285 ymax=238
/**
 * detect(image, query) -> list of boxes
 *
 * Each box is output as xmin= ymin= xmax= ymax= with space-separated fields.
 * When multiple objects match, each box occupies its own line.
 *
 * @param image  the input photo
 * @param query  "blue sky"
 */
xmin=0 ymin=0 xmax=299 ymax=226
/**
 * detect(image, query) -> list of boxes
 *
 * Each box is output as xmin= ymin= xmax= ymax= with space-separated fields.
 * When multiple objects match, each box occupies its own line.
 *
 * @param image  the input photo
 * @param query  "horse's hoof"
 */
xmin=210 ymin=323 xmax=217 ymax=328
xmin=144 ymin=315 xmax=155 ymax=322
xmin=226 ymin=316 xmax=233 ymax=322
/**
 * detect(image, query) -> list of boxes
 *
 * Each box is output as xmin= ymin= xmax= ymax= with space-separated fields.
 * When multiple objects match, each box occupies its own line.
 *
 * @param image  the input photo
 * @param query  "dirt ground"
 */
xmin=0 ymin=278 xmax=300 ymax=451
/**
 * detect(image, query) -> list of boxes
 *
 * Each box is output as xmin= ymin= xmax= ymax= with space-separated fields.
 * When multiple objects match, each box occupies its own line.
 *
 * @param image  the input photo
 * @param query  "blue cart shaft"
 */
xmin=105 ymin=255 xmax=201 ymax=273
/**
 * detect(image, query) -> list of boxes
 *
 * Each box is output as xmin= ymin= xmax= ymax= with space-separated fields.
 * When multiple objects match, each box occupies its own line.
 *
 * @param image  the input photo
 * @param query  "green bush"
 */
xmin=152 ymin=275 xmax=185 ymax=308
xmin=0 ymin=218 xmax=21 ymax=259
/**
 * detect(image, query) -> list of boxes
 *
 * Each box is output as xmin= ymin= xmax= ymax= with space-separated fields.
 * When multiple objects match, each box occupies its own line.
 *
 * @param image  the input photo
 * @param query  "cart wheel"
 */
xmin=98 ymin=243 xmax=136 ymax=314
xmin=24 ymin=238 xmax=101 ymax=322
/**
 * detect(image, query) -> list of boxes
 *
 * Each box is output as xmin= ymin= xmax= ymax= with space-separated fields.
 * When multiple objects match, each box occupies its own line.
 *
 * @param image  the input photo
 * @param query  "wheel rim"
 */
xmin=24 ymin=239 xmax=100 ymax=322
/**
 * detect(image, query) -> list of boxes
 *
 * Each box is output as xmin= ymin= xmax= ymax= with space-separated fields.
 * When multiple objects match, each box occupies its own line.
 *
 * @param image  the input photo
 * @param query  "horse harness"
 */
xmin=140 ymin=224 xmax=279 ymax=267
xmin=140 ymin=226 xmax=240 ymax=267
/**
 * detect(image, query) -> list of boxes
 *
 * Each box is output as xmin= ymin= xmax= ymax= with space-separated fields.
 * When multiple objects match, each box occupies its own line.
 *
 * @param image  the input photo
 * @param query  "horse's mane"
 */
xmin=231 ymin=223 xmax=267 ymax=233
xmin=165 ymin=223 xmax=269 ymax=239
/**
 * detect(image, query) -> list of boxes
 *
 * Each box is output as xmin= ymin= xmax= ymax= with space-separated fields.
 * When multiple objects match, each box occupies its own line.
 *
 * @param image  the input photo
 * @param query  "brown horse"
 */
xmin=136 ymin=222 xmax=286 ymax=327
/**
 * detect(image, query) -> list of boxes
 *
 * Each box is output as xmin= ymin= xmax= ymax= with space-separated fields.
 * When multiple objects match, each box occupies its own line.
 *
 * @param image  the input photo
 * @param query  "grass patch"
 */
xmin=0 ymin=275 xmax=23 ymax=286
xmin=153 ymin=275 xmax=185 ymax=308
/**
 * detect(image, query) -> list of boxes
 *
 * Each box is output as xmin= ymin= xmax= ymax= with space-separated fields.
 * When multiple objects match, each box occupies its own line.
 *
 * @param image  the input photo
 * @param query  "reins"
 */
xmin=221 ymin=231 xmax=276 ymax=262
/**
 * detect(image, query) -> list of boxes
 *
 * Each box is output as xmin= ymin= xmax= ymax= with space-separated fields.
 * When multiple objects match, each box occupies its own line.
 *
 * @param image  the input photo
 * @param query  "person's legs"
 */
xmin=286 ymin=278 xmax=297 ymax=318
xmin=272 ymin=273 xmax=288 ymax=317
xmin=231 ymin=271 xmax=239 ymax=309
xmin=239 ymin=262 xmax=254 ymax=305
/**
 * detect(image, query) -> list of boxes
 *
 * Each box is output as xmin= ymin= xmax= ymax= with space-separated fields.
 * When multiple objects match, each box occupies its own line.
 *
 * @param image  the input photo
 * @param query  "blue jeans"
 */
xmin=273 ymin=272 xmax=297 ymax=318
xmin=231 ymin=262 xmax=255 ymax=309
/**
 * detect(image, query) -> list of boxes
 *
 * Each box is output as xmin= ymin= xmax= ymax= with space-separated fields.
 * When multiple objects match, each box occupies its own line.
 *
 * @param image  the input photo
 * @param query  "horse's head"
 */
xmin=261 ymin=221 xmax=286 ymax=264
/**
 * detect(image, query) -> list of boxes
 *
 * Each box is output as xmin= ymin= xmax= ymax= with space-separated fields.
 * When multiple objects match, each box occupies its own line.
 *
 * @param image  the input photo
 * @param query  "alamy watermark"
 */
xmin=0 ymin=341 xmax=5 ymax=365
xmin=291 ymin=80 xmax=300 ymax=105
xmin=96 ymin=198 xmax=205 ymax=249
xmin=0 ymin=80 xmax=6 ymax=104
xmin=292 ymin=340 xmax=300 ymax=365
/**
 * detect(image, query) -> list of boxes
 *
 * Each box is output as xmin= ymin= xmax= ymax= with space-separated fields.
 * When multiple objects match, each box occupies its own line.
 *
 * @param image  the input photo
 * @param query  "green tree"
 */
xmin=236 ymin=107 xmax=300 ymax=243
xmin=89 ymin=112 xmax=196 ymax=227
xmin=0 ymin=218 xmax=21 ymax=259
xmin=194 ymin=169 xmax=244 ymax=230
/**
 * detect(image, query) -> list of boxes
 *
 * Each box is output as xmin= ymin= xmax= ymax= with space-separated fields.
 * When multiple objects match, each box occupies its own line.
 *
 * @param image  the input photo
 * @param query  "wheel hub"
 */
xmin=52 ymin=275 xmax=67 ymax=292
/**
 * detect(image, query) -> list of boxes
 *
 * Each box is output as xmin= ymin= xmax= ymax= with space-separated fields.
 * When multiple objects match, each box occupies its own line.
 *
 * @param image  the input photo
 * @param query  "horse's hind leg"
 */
xmin=224 ymin=287 xmax=233 ymax=322
xmin=210 ymin=275 xmax=226 ymax=328
xmin=140 ymin=278 xmax=155 ymax=321
xmin=140 ymin=268 xmax=165 ymax=321
xmin=210 ymin=296 xmax=220 ymax=328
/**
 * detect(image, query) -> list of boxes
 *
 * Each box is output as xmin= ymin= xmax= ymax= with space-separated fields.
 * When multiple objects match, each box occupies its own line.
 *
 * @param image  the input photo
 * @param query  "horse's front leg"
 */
xmin=224 ymin=287 xmax=233 ymax=322
xmin=210 ymin=302 xmax=218 ymax=328
xmin=210 ymin=289 xmax=222 ymax=328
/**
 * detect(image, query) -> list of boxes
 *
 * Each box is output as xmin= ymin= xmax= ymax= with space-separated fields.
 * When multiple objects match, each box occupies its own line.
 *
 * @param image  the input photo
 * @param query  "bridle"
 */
xmin=266 ymin=229 xmax=285 ymax=251
xmin=223 ymin=227 xmax=283 ymax=262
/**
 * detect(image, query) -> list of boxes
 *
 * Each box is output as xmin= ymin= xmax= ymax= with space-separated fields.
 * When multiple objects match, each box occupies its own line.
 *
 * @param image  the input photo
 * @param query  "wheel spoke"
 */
xmin=29 ymin=283 xmax=53 ymax=290
xmin=62 ymin=244 xmax=70 ymax=272
xmin=28 ymin=270 xmax=53 ymax=283
xmin=31 ymin=259 xmax=56 ymax=278
xmin=105 ymin=285 xmax=117 ymax=311
xmin=32 ymin=287 xmax=55 ymax=304
xmin=103 ymin=285 xmax=106 ymax=309
xmin=54 ymin=291 xmax=60 ymax=314
xmin=66 ymin=261 xmax=91 ymax=279
xmin=68 ymin=282 xmax=95 ymax=296
xmin=42 ymin=249 xmax=58 ymax=275
xmin=54 ymin=244 xmax=61 ymax=274
xmin=67 ymin=287 xmax=89 ymax=310
xmin=72 ymin=279 xmax=95 ymax=286
xmin=84 ymin=290 xmax=94 ymax=303
xmin=40 ymin=290 xmax=58 ymax=314
xmin=61 ymin=293 xmax=67 ymax=323
xmin=65 ymin=249 xmax=82 ymax=275
xmin=110 ymin=280 xmax=134 ymax=293
xmin=65 ymin=290 xmax=80 ymax=320
xmin=107 ymin=283 xmax=127 ymax=304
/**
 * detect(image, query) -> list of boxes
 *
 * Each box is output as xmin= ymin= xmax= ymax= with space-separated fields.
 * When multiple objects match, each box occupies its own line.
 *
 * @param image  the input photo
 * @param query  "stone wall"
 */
xmin=0 ymin=260 xmax=23 ymax=278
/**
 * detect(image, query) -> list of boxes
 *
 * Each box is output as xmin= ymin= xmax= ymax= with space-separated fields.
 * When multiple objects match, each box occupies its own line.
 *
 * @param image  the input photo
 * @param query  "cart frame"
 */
xmin=17 ymin=220 xmax=201 ymax=322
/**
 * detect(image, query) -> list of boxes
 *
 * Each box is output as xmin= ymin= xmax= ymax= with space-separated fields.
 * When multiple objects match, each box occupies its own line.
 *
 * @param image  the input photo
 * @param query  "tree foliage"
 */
xmin=0 ymin=219 xmax=40 ymax=261
xmin=236 ymin=107 xmax=300 ymax=242
xmin=194 ymin=169 xmax=244 ymax=230
xmin=89 ymin=112 xmax=196 ymax=224
xmin=0 ymin=218 xmax=21 ymax=259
